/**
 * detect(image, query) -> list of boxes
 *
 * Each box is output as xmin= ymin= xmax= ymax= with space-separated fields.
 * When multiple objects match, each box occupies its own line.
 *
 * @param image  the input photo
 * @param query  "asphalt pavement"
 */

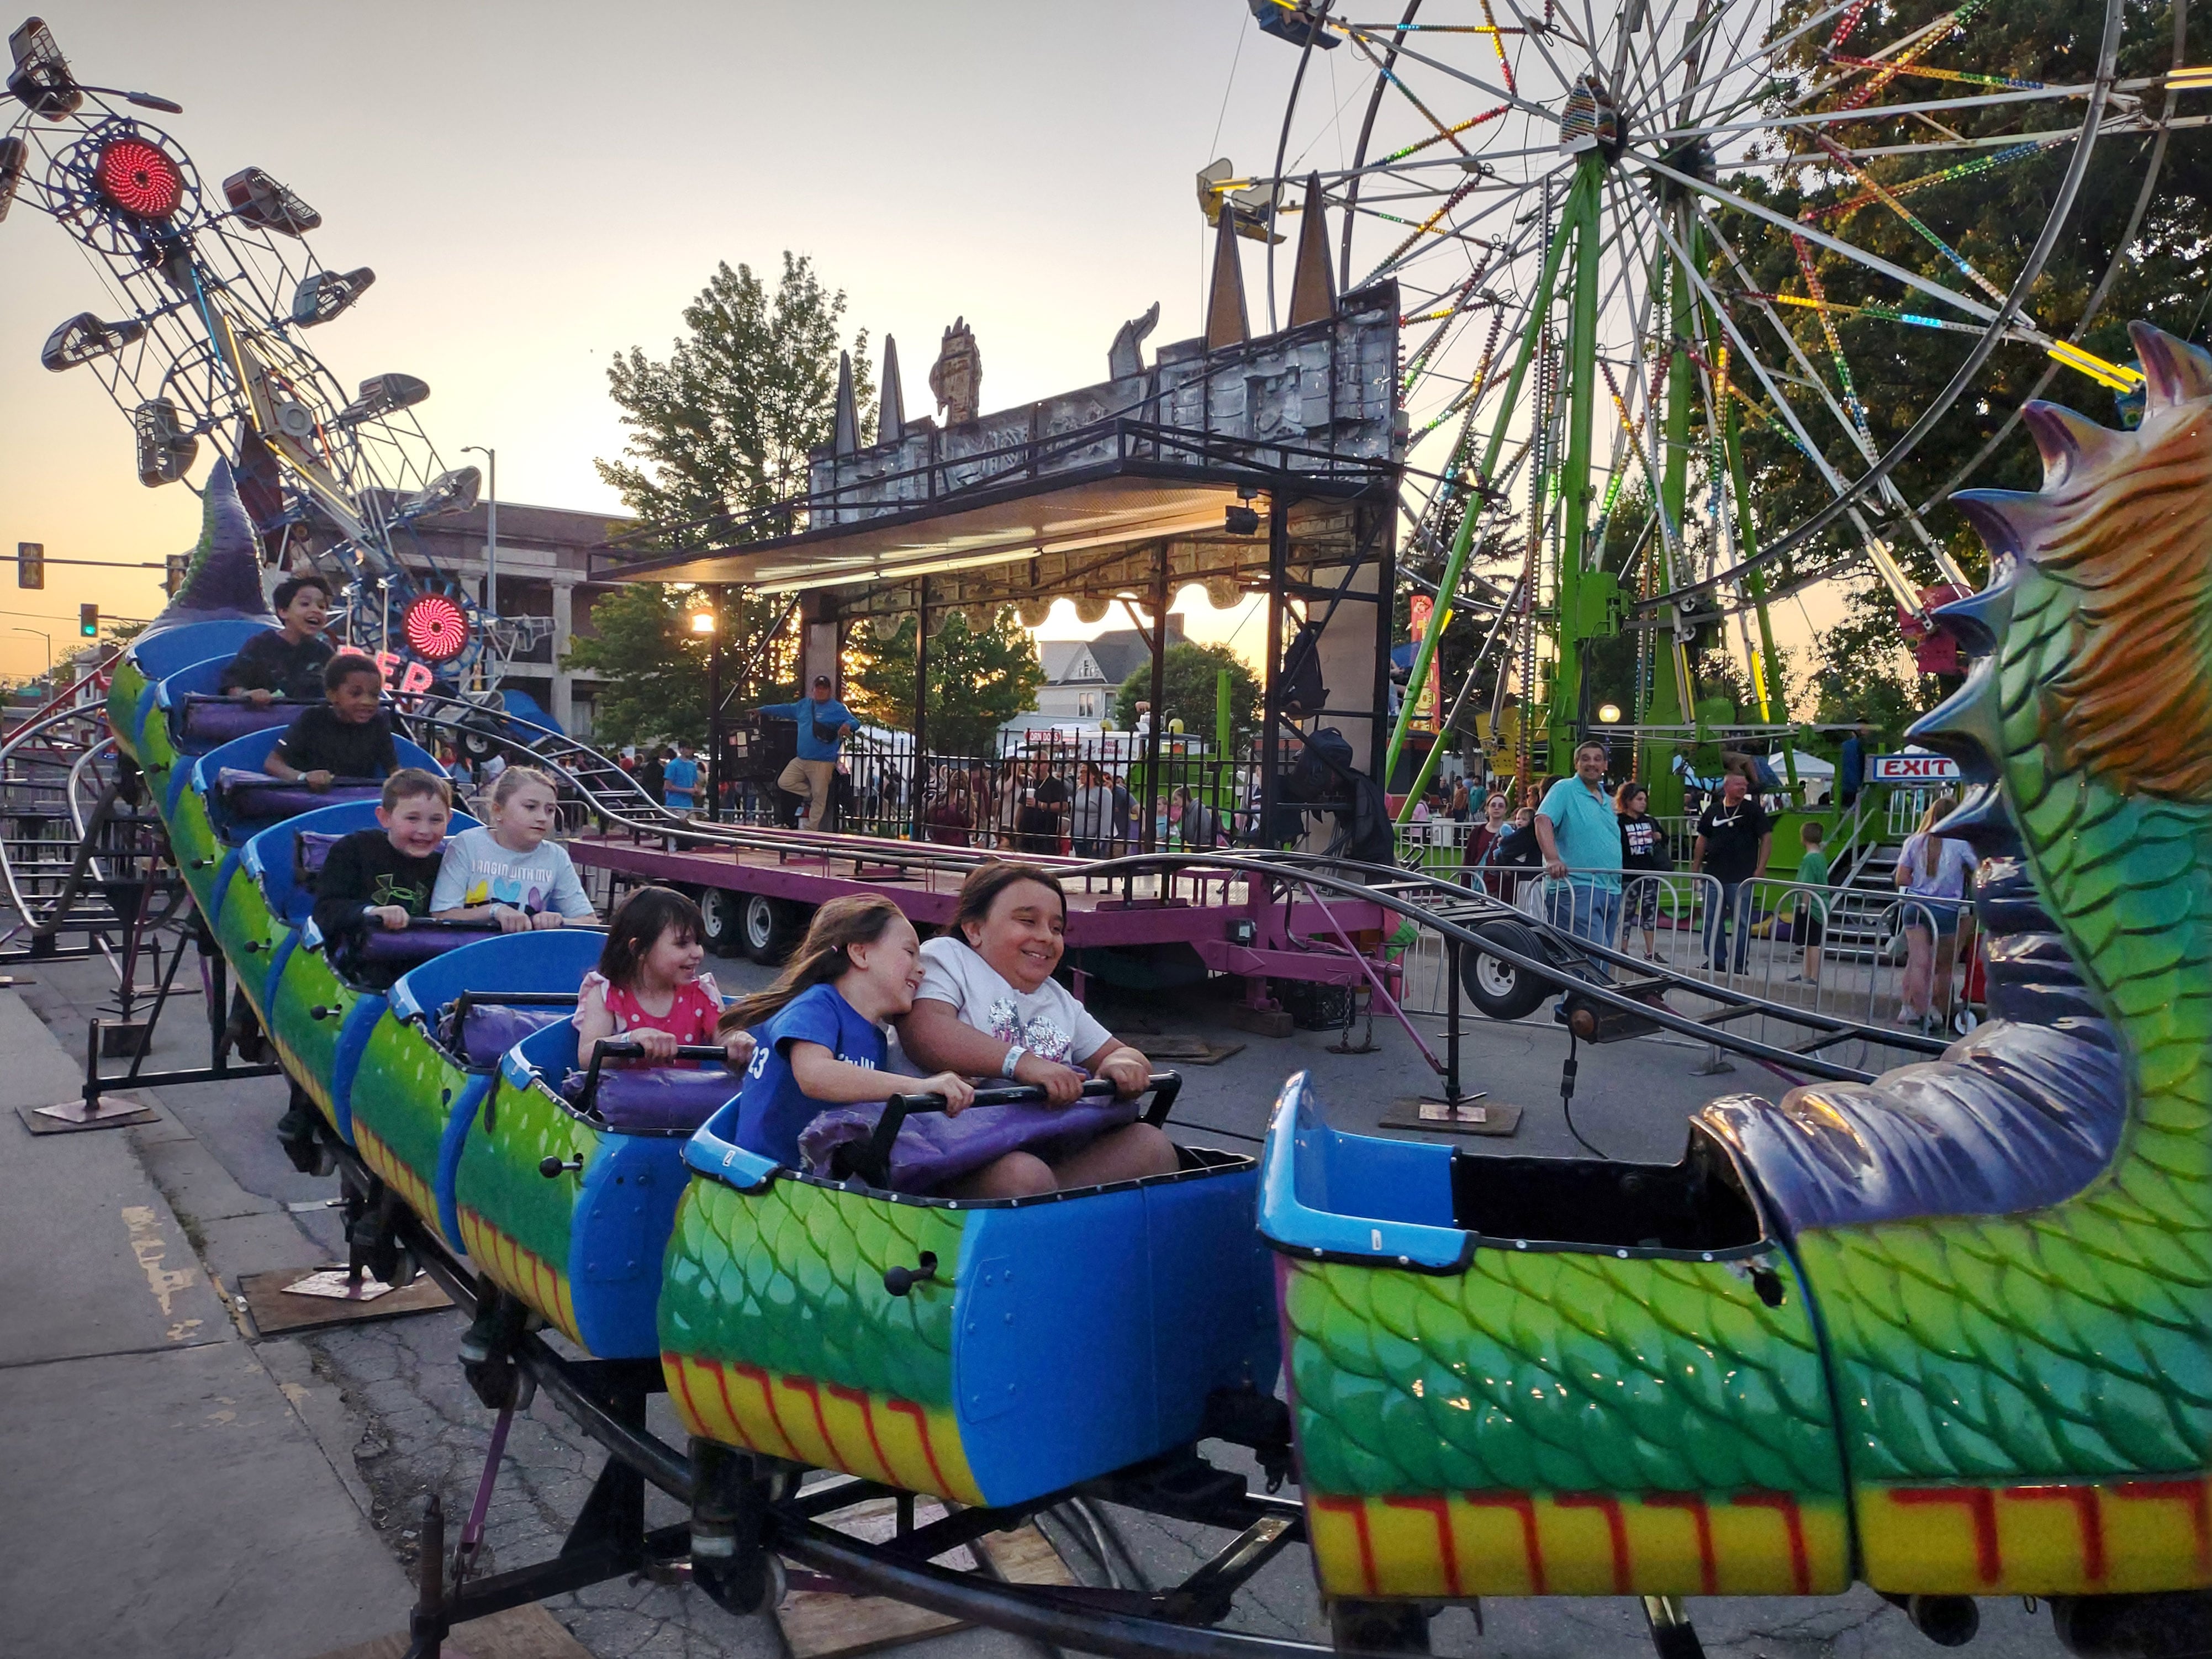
xmin=0 ymin=944 xmax=2072 ymax=1658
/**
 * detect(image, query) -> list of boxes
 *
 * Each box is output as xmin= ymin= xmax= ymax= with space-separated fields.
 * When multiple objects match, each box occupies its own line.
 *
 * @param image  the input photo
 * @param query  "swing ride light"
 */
xmin=399 ymin=592 xmax=470 ymax=663
xmin=93 ymin=134 xmax=184 ymax=220
xmin=290 ymin=266 xmax=376 ymax=327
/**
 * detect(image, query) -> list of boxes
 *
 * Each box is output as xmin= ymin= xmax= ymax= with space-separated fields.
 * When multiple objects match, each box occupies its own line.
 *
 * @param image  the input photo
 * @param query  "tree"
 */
xmin=844 ymin=608 xmax=1046 ymax=755
xmin=1114 ymin=642 xmax=1260 ymax=741
xmin=596 ymin=253 xmax=873 ymax=548
xmin=561 ymin=584 xmax=712 ymax=749
xmin=578 ymin=253 xmax=869 ymax=744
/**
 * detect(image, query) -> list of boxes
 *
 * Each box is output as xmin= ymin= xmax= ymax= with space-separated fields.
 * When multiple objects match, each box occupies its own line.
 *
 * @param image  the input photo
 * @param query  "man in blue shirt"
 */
xmin=758 ymin=675 xmax=857 ymax=829
xmin=662 ymin=742 xmax=701 ymax=816
xmin=1535 ymin=739 xmax=1624 ymax=947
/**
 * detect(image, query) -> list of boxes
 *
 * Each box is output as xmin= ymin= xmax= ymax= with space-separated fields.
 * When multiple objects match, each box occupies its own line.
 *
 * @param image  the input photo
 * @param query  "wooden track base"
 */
xmin=778 ymin=1496 xmax=1074 ymax=1659
xmin=1379 ymin=1100 xmax=1524 ymax=1137
xmin=237 ymin=1266 xmax=452 ymax=1335
xmin=19 ymin=1094 xmax=156 ymax=1134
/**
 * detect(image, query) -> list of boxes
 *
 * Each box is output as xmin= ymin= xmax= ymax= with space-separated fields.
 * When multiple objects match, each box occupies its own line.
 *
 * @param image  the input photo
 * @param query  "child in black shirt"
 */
xmin=267 ymin=653 xmax=398 ymax=789
xmin=220 ymin=574 xmax=336 ymax=705
xmin=310 ymin=769 xmax=454 ymax=946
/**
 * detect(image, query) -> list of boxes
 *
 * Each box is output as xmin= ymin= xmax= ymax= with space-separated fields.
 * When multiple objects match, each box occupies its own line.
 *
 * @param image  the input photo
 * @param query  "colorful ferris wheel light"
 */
xmin=400 ymin=593 xmax=471 ymax=663
xmin=93 ymin=135 xmax=183 ymax=219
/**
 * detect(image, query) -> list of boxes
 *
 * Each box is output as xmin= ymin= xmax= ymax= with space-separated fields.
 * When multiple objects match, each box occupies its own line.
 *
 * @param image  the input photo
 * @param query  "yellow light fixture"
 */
xmin=689 ymin=610 xmax=715 ymax=635
xmin=1597 ymin=702 xmax=1623 ymax=724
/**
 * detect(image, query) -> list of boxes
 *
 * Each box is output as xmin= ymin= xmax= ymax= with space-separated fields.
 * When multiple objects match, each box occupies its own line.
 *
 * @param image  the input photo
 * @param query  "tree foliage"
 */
xmin=844 ymin=609 xmax=1046 ymax=755
xmin=596 ymin=253 xmax=873 ymax=548
xmin=579 ymin=253 xmax=870 ymax=746
xmin=1113 ymin=641 xmax=1261 ymax=741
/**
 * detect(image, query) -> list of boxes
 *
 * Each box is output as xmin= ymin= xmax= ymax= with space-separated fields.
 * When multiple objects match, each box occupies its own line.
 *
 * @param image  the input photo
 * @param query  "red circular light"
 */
xmin=94 ymin=136 xmax=183 ymax=219
xmin=402 ymin=593 xmax=471 ymax=663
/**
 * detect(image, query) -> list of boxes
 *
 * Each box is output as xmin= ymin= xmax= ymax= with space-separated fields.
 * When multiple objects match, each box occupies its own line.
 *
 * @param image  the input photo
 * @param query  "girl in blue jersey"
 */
xmin=719 ymin=895 xmax=973 ymax=1166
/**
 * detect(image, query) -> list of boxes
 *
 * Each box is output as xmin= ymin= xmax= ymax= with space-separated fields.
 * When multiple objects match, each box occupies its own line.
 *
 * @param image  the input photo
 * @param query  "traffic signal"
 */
xmin=16 ymin=542 xmax=41 ymax=590
xmin=78 ymin=603 xmax=98 ymax=637
xmin=165 ymin=553 xmax=187 ymax=595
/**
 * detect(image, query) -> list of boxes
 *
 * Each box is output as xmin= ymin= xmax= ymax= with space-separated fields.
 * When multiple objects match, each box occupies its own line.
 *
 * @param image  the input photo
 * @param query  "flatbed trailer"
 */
xmin=564 ymin=823 xmax=1393 ymax=1018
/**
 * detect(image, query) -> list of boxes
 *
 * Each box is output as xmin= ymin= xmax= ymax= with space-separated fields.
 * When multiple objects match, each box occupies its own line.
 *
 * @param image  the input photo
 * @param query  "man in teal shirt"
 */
xmin=1535 ymin=739 xmax=1623 ymax=945
xmin=758 ymin=675 xmax=857 ymax=829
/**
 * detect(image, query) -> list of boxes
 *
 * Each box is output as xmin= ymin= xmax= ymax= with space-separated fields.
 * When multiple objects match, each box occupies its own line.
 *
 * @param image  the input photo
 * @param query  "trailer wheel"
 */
xmin=697 ymin=888 xmax=741 ymax=958
xmin=741 ymin=894 xmax=805 ymax=964
xmin=1460 ymin=918 xmax=1555 ymax=1022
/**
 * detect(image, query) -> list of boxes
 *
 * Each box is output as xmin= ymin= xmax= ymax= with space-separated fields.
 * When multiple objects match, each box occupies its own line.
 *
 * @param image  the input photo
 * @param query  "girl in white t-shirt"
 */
xmin=898 ymin=863 xmax=1174 ymax=1199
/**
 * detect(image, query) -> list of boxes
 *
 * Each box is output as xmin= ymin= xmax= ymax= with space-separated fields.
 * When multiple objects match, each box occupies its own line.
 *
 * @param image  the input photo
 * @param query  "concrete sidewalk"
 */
xmin=0 ymin=989 xmax=411 ymax=1658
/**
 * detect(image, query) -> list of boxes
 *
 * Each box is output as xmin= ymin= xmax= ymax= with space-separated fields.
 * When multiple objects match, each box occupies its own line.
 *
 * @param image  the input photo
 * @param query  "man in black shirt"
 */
xmin=1692 ymin=772 xmax=1772 ymax=973
xmin=310 ymin=770 xmax=454 ymax=973
xmin=266 ymin=654 xmax=399 ymax=788
xmin=219 ymin=574 xmax=335 ymax=704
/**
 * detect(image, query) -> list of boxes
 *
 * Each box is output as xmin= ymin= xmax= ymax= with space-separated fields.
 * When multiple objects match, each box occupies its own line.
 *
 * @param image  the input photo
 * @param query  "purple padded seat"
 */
xmin=353 ymin=927 xmax=489 ymax=971
xmin=218 ymin=766 xmax=381 ymax=817
xmin=180 ymin=696 xmax=297 ymax=747
xmin=563 ymin=1066 xmax=741 ymax=1133
xmin=799 ymin=1096 xmax=1141 ymax=1195
xmin=445 ymin=1002 xmax=566 ymax=1068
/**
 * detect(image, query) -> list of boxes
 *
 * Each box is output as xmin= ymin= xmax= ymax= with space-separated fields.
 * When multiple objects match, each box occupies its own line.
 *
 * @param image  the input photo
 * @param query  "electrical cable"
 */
xmin=1558 ymin=1026 xmax=1609 ymax=1158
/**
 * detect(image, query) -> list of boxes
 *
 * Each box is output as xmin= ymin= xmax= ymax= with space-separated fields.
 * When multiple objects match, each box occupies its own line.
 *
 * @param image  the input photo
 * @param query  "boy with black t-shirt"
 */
xmin=219 ymin=574 xmax=335 ymax=704
xmin=310 ymin=769 xmax=454 ymax=947
xmin=266 ymin=653 xmax=399 ymax=788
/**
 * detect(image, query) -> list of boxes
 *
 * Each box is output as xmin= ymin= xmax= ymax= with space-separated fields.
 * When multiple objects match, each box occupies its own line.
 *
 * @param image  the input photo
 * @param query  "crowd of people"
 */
xmin=1449 ymin=741 xmax=1973 ymax=1026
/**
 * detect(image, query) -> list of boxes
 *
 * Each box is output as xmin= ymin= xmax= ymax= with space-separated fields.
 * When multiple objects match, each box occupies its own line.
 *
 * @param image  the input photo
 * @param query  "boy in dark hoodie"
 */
xmin=310 ymin=768 xmax=455 ymax=953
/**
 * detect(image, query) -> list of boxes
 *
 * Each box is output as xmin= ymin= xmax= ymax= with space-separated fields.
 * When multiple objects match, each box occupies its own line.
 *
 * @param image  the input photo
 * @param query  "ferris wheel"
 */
xmin=1213 ymin=0 xmax=2172 ymax=785
xmin=1 ymin=17 xmax=532 ymax=684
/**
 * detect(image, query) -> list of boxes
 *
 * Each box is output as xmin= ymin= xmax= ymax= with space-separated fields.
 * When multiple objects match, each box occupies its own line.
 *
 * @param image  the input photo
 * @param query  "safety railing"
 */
xmin=1390 ymin=864 xmax=1976 ymax=1076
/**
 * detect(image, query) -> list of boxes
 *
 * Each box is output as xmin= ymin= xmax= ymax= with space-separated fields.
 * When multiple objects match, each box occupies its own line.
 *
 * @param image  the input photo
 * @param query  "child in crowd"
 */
xmin=431 ymin=765 xmax=598 ymax=932
xmin=1614 ymin=781 xmax=1671 ymax=961
xmin=309 ymin=769 xmax=454 ymax=954
xmin=221 ymin=574 xmax=335 ymax=705
xmin=264 ymin=653 xmax=399 ymax=789
xmin=1792 ymin=820 xmax=1831 ymax=987
xmin=720 ymin=895 xmax=973 ymax=1168
xmin=575 ymin=885 xmax=752 ymax=1069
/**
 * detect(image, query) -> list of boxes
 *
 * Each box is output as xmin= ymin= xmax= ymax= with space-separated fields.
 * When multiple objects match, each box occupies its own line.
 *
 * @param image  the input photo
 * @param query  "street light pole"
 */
xmin=13 ymin=627 xmax=51 ymax=681
xmin=460 ymin=444 xmax=497 ymax=612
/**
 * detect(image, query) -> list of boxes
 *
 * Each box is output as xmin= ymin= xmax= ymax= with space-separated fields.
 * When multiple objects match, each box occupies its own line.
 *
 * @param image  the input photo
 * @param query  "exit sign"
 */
xmin=1868 ymin=752 xmax=1961 ymax=783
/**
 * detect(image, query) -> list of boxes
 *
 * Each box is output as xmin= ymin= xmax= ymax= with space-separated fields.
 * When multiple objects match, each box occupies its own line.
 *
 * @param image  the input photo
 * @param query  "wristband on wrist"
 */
xmin=1001 ymin=1045 xmax=1027 ymax=1079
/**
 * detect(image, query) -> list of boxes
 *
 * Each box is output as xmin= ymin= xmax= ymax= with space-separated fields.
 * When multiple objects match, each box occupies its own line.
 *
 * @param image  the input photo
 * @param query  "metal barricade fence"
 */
xmin=1392 ymin=868 xmax=1972 ymax=1075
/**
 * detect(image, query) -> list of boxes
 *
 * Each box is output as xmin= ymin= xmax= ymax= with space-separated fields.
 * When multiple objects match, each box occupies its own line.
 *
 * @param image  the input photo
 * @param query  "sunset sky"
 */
xmin=0 ymin=2 xmax=1839 ymax=688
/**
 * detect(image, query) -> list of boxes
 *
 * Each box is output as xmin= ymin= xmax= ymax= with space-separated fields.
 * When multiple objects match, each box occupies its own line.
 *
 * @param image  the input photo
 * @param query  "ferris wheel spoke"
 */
xmin=1340 ymin=19 xmax=1560 ymax=127
xmin=1641 ymin=191 xmax=1966 ymax=592
xmin=1633 ymin=152 xmax=1996 ymax=324
xmin=1670 ymin=81 xmax=2105 ymax=144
